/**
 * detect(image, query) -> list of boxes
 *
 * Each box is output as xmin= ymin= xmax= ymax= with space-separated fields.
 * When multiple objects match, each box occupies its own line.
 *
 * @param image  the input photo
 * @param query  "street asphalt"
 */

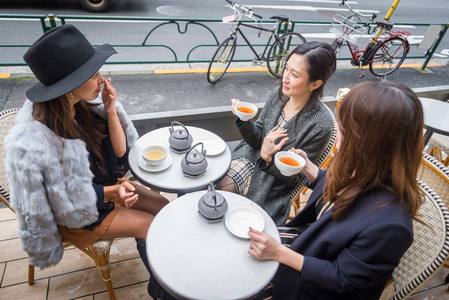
xmin=1 ymin=59 xmax=448 ymax=115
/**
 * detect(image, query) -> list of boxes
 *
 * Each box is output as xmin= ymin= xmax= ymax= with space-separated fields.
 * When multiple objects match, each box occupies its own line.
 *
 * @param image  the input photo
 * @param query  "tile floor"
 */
xmin=1 ymin=191 xmax=449 ymax=300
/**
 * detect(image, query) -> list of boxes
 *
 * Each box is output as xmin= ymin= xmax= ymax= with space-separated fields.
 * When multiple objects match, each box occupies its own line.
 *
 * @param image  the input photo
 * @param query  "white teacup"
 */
xmin=142 ymin=145 xmax=168 ymax=166
xmin=274 ymin=151 xmax=306 ymax=176
xmin=234 ymin=102 xmax=258 ymax=121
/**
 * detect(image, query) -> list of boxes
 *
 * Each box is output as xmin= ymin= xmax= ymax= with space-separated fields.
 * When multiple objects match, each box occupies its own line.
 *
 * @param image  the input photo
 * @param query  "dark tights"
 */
xmin=215 ymin=175 xmax=239 ymax=194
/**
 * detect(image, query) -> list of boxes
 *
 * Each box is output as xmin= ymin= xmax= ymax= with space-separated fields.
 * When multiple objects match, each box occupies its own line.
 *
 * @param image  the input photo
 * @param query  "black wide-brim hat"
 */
xmin=23 ymin=24 xmax=117 ymax=103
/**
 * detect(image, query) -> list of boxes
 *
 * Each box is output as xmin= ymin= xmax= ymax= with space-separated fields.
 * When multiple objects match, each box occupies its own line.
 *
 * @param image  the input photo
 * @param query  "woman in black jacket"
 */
xmin=248 ymin=81 xmax=424 ymax=299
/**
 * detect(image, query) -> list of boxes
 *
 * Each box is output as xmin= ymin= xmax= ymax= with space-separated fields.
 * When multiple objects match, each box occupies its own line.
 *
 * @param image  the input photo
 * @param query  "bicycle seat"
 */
xmin=270 ymin=15 xmax=289 ymax=22
xmin=376 ymin=20 xmax=394 ymax=30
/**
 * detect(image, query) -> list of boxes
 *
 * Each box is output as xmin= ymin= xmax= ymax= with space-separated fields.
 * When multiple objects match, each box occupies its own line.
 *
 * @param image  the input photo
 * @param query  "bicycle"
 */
xmin=330 ymin=0 xmax=410 ymax=78
xmin=207 ymin=0 xmax=306 ymax=84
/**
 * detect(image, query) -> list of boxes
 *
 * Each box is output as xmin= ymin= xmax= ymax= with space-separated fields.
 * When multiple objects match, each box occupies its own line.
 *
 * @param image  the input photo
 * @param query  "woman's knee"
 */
xmin=216 ymin=175 xmax=239 ymax=193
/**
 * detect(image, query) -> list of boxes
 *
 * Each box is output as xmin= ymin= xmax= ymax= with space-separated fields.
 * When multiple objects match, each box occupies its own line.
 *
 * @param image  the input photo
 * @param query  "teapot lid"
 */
xmin=172 ymin=128 xmax=188 ymax=139
xmin=170 ymin=121 xmax=190 ymax=140
xmin=186 ymin=148 xmax=205 ymax=164
xmin=185 ymin=143 xmax=206 ymax=164
xmin=200 ymin=182 xmax=226 ymax=207
xmin=202 ymin=189 xmax=226 ymax=207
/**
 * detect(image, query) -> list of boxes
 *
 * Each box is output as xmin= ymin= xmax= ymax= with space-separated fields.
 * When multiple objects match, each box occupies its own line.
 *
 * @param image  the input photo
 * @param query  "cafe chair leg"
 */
xmin=80 ymin=243 xmax=116 ymax=300
xmin=27 ymin=263 xmax=34 ymax=285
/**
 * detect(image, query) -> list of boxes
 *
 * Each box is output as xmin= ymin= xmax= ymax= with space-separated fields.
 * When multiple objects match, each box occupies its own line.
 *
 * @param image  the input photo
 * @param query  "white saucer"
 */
xmin=138 ymin=154 xmax=172 ymax=172
xmin=198 ymin=137 xmax=226 ymax=156
xmin=225 ymin=207 xmax=265 ymax=239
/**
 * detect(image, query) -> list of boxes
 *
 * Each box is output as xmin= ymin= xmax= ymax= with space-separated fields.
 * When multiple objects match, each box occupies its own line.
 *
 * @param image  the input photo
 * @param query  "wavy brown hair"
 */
xmin=324 ymin=81 xmax=424 ymax=220
xmin=32 ymin=96 xmax=108 ymax=169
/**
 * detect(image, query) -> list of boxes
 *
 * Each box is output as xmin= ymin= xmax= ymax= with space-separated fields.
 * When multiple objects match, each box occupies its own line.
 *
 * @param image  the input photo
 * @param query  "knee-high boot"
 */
xmin=135 ymin=238 xmax=177 ymax=300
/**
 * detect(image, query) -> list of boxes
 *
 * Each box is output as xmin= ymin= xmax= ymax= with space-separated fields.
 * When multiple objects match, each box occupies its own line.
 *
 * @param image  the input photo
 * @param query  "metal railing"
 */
xmin=0 ymin=13 xmax=447 ymax=70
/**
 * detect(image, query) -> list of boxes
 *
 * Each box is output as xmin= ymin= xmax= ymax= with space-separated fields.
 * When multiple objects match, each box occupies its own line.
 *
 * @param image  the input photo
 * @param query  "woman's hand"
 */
xmin=289 ymin=148 xmax=319 ymax=182
xmin=231 ymin=99 xmax=240 ymax=116
xmin=102 ymin=78 xmax=117 ymax=115
xmin=117 ymin=181 xmax=138 ymax=208
xmin=249 ymin=227 xmax=305 ymax=272
xmin=248 ymin=227 xmax=283 ymax=261
xmin=260 ymin=127 xmax=288 ymax=164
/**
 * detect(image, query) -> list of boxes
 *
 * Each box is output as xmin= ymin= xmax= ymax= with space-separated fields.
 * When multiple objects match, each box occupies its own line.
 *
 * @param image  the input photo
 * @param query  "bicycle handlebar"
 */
xmin=225 ymin=0 xmax=263 ymax=20
xmin=340 ymin=0 xmax=376 ymax=21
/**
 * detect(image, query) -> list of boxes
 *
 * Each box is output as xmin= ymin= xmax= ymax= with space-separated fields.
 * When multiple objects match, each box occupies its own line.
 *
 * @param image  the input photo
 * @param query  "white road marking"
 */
xmin=242 ymin=5 xmax=380 ymax=14
xmin=441 ymin=49 xmax=449 ymax=56
xmin=273 ymin=0 xmax=358 ymax=3
xmin=303 ymin=33 xmax=425 ymax=45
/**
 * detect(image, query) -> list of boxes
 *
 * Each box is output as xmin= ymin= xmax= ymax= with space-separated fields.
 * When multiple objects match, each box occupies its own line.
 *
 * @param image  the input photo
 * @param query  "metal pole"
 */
xmin=47 ymin=14 xmax=57 ymax=31
xmin=384 ymin=0 xmax=401 ymax=21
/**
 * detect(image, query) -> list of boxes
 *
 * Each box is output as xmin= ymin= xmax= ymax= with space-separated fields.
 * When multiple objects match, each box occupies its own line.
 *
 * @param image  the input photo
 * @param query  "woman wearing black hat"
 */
xmin=4 ymin=24 xmax=167 ymax=287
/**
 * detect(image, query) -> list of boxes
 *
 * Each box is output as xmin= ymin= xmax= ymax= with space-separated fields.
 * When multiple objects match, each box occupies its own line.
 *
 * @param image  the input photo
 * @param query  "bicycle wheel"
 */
xmin=267 ymin=33 xmax=306 ymax=78
xmin=207 ymin=36 xmax=237 ymax=84
xmin=369 ymin=37 xmax=409 ymax=77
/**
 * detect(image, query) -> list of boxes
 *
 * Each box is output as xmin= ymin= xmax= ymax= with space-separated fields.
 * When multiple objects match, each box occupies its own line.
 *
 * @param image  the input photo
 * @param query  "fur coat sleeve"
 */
xmin=4 ymin=98 xmax=138 ymax=269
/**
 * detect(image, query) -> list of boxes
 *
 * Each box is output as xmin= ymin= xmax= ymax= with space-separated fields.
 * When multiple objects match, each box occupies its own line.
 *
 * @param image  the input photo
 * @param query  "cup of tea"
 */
xmin=142 ymin=145 xmax=168 ymax=166
xmin=234 ymin=102 xmax=258 ymax=121
xmin=274 ymin=151 xmax=306 ymax=176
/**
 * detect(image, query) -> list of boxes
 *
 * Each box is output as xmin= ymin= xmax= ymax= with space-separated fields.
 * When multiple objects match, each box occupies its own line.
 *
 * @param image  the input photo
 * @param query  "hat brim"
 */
xmin=26 ymin=44 xmax=117 ymax=103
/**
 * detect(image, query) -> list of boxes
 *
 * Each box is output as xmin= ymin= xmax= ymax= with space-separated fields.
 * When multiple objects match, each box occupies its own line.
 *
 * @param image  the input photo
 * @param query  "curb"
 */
xmin=0 ymin=59 xmax=446 ymax=78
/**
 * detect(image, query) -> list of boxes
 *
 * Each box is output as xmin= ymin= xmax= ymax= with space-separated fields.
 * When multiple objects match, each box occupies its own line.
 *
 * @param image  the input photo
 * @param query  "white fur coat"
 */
xmin=4 ymin=98 xmax=138 ymax=269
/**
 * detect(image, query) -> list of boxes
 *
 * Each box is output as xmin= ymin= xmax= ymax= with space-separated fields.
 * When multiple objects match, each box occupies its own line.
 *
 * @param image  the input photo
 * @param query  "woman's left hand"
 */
xmin=248 ymin=227 xmax=282 ymax=261
xmin=260 ymin=127 xmax=288 ymax=164
xmin=118 ymin=181 xmax=139 ymax=208
xmin=102 ymin=78 xmax=117 ymax=115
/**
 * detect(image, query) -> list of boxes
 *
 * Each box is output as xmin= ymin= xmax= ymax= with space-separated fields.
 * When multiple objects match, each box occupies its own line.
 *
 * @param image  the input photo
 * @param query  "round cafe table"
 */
xmin=128 ymin=126 xmax=231 ymax=195
xmin=419 ymin=97 xmax=449 ymax=145
xmin=146 ymin=191 xmax=281 ymax=300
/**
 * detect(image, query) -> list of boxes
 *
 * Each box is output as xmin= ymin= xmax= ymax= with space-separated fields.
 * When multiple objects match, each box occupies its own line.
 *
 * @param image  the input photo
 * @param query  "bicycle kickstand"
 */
xmin=358 ymin=61 xmax=365 ymax=78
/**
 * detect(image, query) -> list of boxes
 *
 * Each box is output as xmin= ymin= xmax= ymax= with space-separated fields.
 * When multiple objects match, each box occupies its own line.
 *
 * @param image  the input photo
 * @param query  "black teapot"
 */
xmin=181 ymin=142 xmax=208 ymax=177
xmin=168 ymin=121 xmax=193 ymax=152
xmin=198 ymin=181 xmax=228 ymax=222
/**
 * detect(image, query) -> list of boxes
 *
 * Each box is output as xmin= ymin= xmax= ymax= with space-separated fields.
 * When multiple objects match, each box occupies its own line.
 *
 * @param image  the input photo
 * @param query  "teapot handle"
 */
xmin=184 ymin=142 xmax=204 ymax=164
xmin=171 ymin=121 xmax=190 ymax=138
xmin=208 ymin=181 xmax=217 ymax=208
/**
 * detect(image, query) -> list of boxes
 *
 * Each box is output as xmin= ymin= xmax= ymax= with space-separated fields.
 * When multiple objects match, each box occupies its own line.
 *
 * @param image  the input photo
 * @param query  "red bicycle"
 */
xmin=330 ymin=0 xmax=410 ymax=78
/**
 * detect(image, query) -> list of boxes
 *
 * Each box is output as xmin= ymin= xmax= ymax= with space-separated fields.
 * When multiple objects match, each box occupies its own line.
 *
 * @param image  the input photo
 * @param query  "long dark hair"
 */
xmin=278 ymin=41 xmax=337 ymax=105
xmin=325 ymin=81 xmax=423 ymax=220
xmin=33 ymin=97 xmax=108 ymax=169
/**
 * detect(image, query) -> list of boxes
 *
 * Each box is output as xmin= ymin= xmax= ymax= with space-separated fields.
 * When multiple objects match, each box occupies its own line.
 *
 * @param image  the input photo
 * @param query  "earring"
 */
xmin=310 ymin=88 xmax=314 ymax=92
xmin=67 ymin=92 xmax=73 ymax=99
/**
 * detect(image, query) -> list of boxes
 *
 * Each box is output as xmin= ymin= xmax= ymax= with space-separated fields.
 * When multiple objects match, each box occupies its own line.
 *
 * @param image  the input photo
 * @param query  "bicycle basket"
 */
xmin=329 ymin=14 xmax=366 ymax=44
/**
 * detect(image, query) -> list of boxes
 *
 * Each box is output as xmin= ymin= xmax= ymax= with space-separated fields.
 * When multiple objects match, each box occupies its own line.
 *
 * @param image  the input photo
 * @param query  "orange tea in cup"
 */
xmin=279 ymin=157 xmax=300 ymax=167
xmin=237 ymin=107 xmax=255 ymax=114
xmin=145 ymin=151 xmax=165 ymax=160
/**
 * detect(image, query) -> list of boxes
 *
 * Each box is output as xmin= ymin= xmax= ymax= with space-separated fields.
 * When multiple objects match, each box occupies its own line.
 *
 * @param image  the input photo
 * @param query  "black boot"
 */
xmin=135 ymin=238 xmax=177 ymax=300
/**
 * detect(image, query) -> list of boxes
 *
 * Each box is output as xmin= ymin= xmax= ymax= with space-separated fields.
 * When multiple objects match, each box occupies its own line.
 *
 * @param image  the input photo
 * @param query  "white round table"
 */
xmin=146 ymin=191 xmax=280 ymax=300
xmin=128 ymin=126 xmax=231 ymax=194
xmin=419 ymin=97 xmax=449 ymax=145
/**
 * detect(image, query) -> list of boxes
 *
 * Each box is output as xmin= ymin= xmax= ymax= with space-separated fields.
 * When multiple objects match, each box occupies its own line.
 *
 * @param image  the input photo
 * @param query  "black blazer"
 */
xmin=272 ymin=170 xmax=413 ymax=300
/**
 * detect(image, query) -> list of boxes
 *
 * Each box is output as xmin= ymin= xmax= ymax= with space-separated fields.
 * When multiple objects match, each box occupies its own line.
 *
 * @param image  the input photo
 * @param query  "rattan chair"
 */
xmin=428 ymin=133 xmax=449 ymax=166
xmin=419 ymin=152 xmax=449 ymax=207
xmin=386 ymin=180 xmax=449 ymax=299
xmin=427 ymin=99 xmax=449 ymax=166
xmin=0 ymin=108 xmax=116 ymax=299
xmin=289 ymin=104 xmax=337 ymax=218
xmin=418 ymin=152 xmax=449 ymax=279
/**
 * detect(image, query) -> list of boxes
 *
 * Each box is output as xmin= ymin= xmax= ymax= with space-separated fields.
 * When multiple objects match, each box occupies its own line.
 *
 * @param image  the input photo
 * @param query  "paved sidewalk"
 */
xmin=1 ymin=59 xmax=448 ymax=114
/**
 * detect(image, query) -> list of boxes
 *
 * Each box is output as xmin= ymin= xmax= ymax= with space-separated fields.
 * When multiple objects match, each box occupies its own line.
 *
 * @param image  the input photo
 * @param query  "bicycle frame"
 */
xmin=230 ymin=21 xmax=281 ymax=62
